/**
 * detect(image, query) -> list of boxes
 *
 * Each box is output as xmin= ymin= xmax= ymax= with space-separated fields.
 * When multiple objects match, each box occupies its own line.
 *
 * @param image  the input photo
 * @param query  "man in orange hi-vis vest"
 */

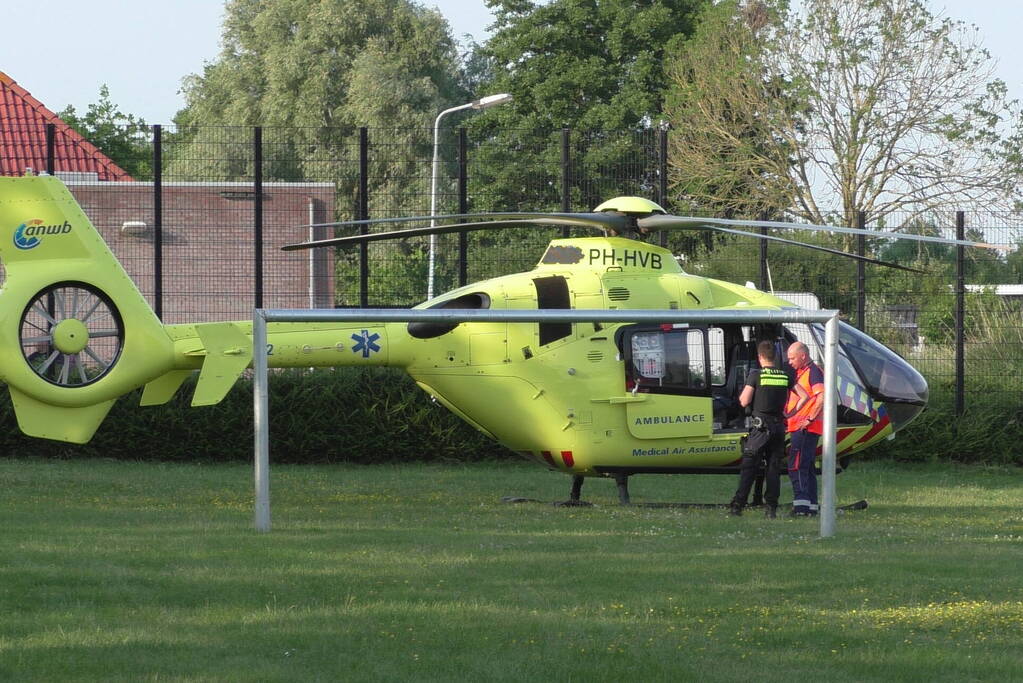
xmin=784 ymin=342 xmax=825 ymax=516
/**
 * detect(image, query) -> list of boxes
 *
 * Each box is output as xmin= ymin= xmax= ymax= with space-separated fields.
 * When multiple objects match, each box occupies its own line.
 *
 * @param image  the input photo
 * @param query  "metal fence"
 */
xmin=2 ymin=123 xmax=1022 ymax=417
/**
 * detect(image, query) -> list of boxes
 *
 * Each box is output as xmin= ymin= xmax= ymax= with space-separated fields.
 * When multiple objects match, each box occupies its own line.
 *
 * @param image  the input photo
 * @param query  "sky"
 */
xmin=1 ymin=0 xmax=1021 ymax=124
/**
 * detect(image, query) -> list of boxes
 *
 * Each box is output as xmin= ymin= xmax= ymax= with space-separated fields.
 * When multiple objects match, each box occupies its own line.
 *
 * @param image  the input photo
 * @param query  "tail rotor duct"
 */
xmin=19 ymin=282 xmax=124 ymax=388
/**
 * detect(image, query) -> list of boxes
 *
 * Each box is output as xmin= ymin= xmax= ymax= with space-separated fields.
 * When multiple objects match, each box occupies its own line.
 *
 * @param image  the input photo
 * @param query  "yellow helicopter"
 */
xmin=0 ymin=174 xmax=1003 ymax=503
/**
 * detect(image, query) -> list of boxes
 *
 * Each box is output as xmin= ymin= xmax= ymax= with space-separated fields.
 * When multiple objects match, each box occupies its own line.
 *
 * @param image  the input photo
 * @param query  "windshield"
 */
xmin=814 ymin=322 xmax=928 ymax=404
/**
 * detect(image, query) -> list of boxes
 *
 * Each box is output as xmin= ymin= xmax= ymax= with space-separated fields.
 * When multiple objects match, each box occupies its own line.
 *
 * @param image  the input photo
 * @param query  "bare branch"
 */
xmin=666 ymin=0 xmax=1022 ymax=224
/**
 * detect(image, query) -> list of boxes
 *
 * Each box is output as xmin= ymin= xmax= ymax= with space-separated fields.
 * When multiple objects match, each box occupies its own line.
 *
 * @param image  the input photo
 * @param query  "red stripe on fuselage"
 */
xmin=856 ymin=414 xmax=891 ymax=444
xmin=817 ymin=428 xmax=856 ymax=456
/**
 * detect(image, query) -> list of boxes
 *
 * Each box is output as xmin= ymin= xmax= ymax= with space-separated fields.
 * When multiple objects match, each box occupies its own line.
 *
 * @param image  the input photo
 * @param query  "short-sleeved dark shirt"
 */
xmin=744 ymin=367 xmax=793 ymax=420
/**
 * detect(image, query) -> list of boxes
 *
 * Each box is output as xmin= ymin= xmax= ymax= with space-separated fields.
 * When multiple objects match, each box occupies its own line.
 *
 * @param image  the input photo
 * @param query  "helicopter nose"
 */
xmin=884 ymin=400 xmax=926 ymax=433
xmin=830 ymin=321 xmax=928 ymax=433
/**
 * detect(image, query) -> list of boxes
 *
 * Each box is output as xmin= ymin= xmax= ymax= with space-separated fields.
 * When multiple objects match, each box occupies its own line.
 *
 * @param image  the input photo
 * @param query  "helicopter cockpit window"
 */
xmin=784 ymin=323 xmax=822 ymax=367
xmin=625 ymin=326 xmax=710 ymax=396
xmin=815 ymin=322 xmax=929 ymax=405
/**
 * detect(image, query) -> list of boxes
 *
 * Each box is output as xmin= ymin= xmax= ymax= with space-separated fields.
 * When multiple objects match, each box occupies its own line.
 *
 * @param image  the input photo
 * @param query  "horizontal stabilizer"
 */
xmin=140 ymin=370 xmax=194 ymax=406
xmin=192 ymin=323 xmax=253 ymax=406
xmin=8 ymin=387 xmax=116 ymax=444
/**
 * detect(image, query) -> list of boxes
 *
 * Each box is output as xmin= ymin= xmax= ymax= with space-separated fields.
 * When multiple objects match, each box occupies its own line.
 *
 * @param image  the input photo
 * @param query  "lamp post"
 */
xmin=428 ymin=93 xmax=513 ymax=300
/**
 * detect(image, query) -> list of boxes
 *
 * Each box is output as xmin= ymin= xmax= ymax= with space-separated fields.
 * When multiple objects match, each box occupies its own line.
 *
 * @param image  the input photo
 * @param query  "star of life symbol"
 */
xmin=351 ymin=329 xmax=381 ymax=358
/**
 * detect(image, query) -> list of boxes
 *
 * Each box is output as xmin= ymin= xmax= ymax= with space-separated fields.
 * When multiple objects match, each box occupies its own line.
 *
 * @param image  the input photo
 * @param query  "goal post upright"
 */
xmin=252 ymin=307 xmax=840 ymax=537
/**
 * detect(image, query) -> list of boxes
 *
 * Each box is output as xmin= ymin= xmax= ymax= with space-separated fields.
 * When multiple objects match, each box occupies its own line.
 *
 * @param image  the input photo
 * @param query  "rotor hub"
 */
xmin=592 ymin=196 xmax=666 ymax=216
xmin=52 ymin=319 xmax=90 ymax=354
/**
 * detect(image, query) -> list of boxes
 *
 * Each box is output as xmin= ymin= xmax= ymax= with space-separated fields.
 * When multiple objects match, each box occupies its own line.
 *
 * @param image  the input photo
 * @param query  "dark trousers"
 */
xmin=788 ymin=429 xmax=820 ymax=513
xmin=732 ymin=423 xmax=785 ymax=508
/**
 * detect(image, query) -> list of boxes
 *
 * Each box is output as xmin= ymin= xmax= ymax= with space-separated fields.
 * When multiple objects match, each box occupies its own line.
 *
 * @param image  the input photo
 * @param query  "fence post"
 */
xmin=856 ymin=211 xmax=866 ymax=331
xmin=561 ymin=128 xmax=571 ymax=237
xmin=954 ymin=210 xmax=965 ymax=417
xmin=759 ymin=213 xmax=769 ymax=291
xmin=153 ymin=125 xmax=163 ymax=320
xmin=458 ymin=127 xmax=468 ymax=288
xmin=658 ymin=126 xmax=668 ymax=248
xmin=45 ymin=123 xmax=55 ymax=175
xmin=359 ymin=127 xmax=369 ymax=308
xmin=254 ymin=127 xmax=264 ymax=309
xmin=43 ymin=123 xmax=57 ymax=323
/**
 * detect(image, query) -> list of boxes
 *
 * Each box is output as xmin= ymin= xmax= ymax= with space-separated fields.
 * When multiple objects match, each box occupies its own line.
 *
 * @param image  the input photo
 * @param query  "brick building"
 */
xmin=1 ymin=71 xmax=336 ymax=322
xmin=0 ymin=71 xmax=132 ymax=181
xmin=69 ymin=181 xmax=336 ymax=323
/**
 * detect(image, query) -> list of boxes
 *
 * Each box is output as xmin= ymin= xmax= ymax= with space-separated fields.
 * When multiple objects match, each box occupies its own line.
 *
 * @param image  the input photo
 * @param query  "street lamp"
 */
xmin=428 ymin=93 xmax=513 ymax=299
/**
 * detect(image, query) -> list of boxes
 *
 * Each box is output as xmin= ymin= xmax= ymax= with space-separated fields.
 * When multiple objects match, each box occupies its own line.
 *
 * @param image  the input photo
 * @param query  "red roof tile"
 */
xmin=0 ymin=71 xmax=133 ymax=181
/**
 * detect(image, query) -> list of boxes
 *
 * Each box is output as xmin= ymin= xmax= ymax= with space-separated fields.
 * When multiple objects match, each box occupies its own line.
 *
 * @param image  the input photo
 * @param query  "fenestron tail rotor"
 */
xmin=282 ymin=195 xmax=1007 ymax=272
xmin=19 ymin=282 xmax=124 ymax=388
xmin=0 ymin=175 xmax=184 ymax=443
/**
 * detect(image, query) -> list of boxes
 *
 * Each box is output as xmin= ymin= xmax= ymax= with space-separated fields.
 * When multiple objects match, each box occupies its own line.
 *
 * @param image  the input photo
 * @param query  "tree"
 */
xmin=176 ymin=0 xmax=463 ymax=131
xmin=479 ymin=0 xmax=705 ymax=133
xmin=1007 ymin=241 xmax=1023 ymax=282
xmin=170 ymin=0 xmax=468 ymax=305
xmin=665 ymin=0 xmax=1023 ymax=226
xmin=467 ymin=0 xmax=708 ymax=212
xmin=171 ymin=0 xmax=465 ymax=197
xmin=663 ymin=0 xmax=794 ymax=217
xmin=59 ymin=85 xmax=150 ymax=179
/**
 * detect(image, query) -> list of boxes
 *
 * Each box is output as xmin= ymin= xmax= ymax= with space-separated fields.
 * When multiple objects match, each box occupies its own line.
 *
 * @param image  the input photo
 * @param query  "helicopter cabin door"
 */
xmin=620 ymin=325 xmax=714 ymax=439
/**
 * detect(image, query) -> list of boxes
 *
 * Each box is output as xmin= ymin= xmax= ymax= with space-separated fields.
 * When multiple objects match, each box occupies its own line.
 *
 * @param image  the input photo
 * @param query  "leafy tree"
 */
xmin=877 ymin=220 xmax=1015 ymax=284
xmin=665 ymin=0 xmax=1023 ymax=228
xmin=1007 ymin=241 xmax=1023 ymax=282
xmin=59 ymin=85 xmax=151 ymax=179
xmin=170 ymin=0 xmax=469 ymax=304
xmin=663 ymin=0 xmax=795 ymax=217
xmin=467 ymin=0 xmax=708 ymax=212
xmin=480 ymin=0 xmax=706 ymax=132
xmin=171 ymin=0 xmax=465 ymax=199
xmin=877 ymin=224 xmax=953 ymax=268
xmin=176 ymin=0 xmax=463 ymax=132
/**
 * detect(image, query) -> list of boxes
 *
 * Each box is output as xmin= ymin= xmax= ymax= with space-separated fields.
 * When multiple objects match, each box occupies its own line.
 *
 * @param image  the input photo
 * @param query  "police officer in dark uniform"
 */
xmin=728 ymin=340 xmax=794 ymax=518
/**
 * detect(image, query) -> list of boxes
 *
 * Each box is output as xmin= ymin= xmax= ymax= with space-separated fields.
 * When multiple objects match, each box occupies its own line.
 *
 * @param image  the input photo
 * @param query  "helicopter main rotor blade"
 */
xmin=298 ymin=211 xmax=627 ymax=231
xmin=301 ymin=212 xmax=506 ymax=228
xmin=638 ymin=214 xmax=1008 ymax=251
xmin=282 ymin=216 xmax=624 ymax=251
xmin=705 ymin=225 xmax=925 ymax=273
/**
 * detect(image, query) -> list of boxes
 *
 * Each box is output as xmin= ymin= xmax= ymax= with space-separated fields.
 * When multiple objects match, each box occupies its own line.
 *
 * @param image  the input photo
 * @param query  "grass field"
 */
xmin=1 ymin=457 xmax=1021 ymax=681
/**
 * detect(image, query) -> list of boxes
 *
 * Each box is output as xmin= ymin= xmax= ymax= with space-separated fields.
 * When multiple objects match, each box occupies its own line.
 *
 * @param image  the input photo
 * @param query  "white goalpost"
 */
xmin=252 ymin=308 xmax=841 ymax=537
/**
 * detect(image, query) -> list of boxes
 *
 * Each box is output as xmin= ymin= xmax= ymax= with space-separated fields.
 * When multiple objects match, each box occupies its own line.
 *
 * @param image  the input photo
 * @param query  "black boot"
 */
xmin=764 ymin=506 xmax=777 ymax=519
xmin=728 ymin=501 xmax=743 ymax=516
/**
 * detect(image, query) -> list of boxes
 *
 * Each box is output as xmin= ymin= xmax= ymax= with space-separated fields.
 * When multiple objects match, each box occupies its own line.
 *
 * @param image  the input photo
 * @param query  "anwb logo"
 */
xmin=13 ymin=219 xmax=73 ymax=250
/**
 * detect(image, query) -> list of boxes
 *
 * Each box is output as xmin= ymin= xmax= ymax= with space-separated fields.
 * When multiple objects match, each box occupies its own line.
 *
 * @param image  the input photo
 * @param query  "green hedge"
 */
xmin=1 ymin=368 xmax=1019 ymax=465
xmin=0 ymin=368 xmax=501 ymax=463
xmin=862 ymin=383 xmax=1023 ymax=466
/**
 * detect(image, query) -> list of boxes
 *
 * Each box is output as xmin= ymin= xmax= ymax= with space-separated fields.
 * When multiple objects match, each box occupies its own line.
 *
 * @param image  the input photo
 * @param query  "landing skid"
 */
xmin=498 ymin=496 xmax=595 ymax=507
xmin=501 ymin=473 xmax=868 ymax=511
xmin=500 ymin=497 xmax=869 ymax=511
